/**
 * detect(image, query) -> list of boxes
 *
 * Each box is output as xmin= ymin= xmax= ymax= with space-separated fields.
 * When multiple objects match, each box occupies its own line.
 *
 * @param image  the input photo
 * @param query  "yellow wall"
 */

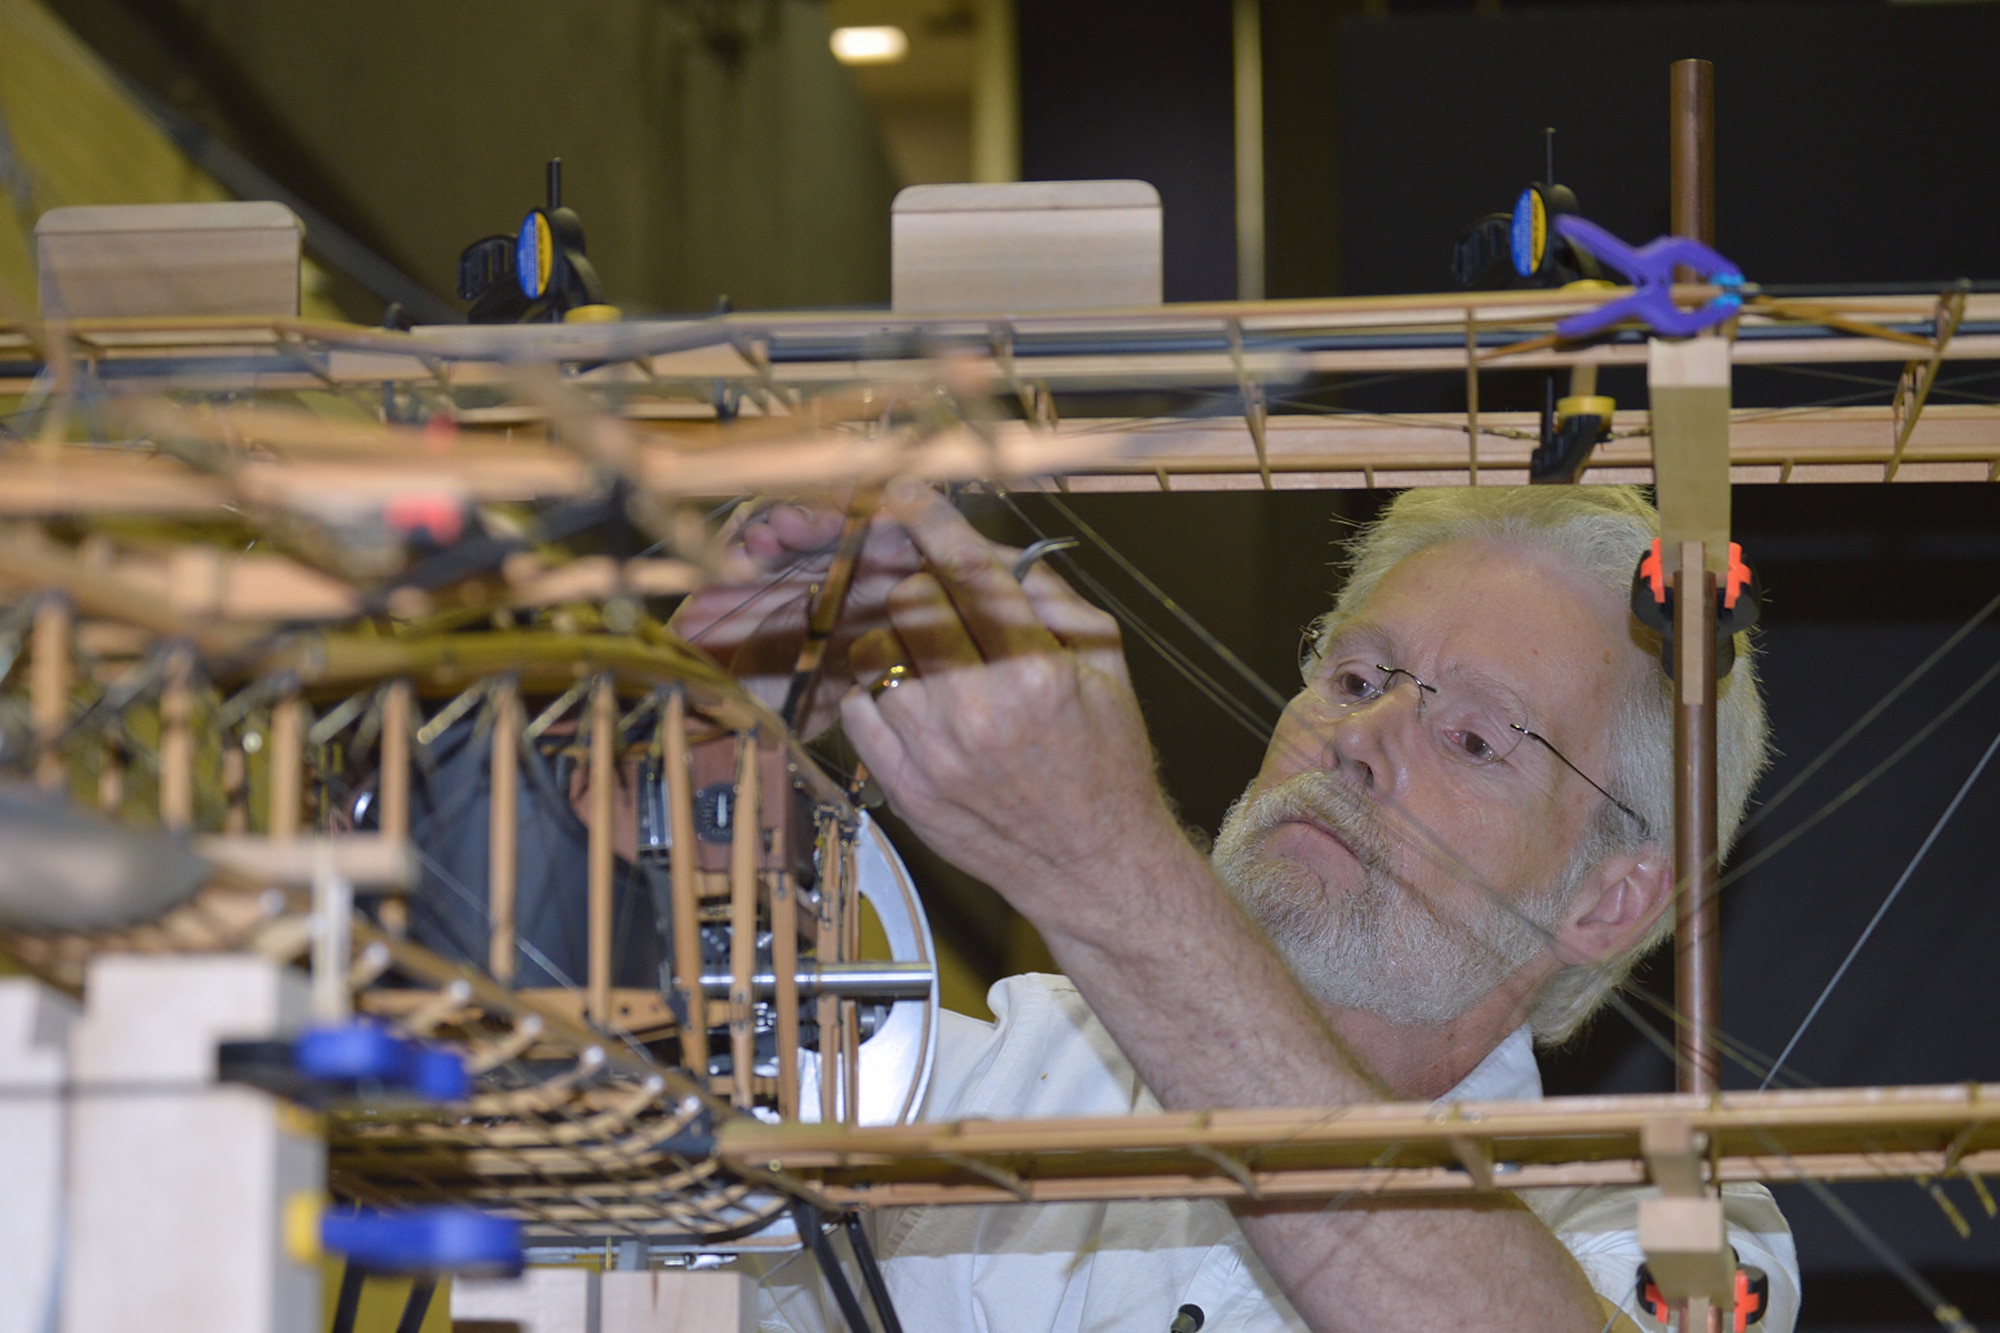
xmin=0 ymin=0 xmax=344 ymax=321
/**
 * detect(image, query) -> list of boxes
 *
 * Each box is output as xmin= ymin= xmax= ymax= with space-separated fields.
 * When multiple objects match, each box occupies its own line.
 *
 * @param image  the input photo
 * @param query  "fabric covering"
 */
xmin=754 ymin=973 xmax=1801 ymax=1332
xmin=402 ymin=718 xmax=663 ymax=991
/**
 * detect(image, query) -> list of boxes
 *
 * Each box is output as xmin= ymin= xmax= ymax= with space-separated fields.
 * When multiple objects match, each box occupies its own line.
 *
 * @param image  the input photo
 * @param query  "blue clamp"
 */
xmin=1551 ymin=215 xmax=1744 ymax=340
xmin=322 ymin=1206 xmax=524 ymax=1277
xmin=294 ymin=1023 xmax=470 ymax=1103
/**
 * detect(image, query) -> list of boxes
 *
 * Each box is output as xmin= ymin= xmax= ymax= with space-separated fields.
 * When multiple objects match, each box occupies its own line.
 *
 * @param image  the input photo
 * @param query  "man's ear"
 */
xmin=1552 ymin=844 xmax=1671 ymax=967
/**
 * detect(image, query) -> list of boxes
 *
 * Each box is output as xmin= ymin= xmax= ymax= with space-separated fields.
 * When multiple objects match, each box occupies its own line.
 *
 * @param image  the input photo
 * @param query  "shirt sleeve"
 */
xmin=1529 ymin=1183 xmax=1802 ymax=1332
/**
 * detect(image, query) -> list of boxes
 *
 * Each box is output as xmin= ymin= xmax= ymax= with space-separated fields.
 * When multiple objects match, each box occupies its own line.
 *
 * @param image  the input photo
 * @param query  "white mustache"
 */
xmin=1235 ymin=770 xmax=1395 ymax=877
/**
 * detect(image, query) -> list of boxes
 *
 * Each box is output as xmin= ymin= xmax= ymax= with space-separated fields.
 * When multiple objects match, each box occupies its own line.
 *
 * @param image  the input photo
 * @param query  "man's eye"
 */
xmin=1333 ymin=671 xmax=1378 ymax=701
xmin=1454 ymin=730 xmax=1497 ymax=762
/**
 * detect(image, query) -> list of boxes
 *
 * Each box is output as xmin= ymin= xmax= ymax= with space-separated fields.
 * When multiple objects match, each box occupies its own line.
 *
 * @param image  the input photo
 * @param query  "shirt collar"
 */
xmin=1437 ymin=1025 xmax=1541 ymax=1104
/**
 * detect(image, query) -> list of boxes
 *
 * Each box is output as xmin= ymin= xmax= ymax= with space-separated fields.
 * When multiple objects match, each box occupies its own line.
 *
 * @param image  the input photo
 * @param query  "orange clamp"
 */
xmin=1724 ymin=541 xmax=1753 ymax=611
xmin=1639 ymin=540 xmax=1667 ymax=603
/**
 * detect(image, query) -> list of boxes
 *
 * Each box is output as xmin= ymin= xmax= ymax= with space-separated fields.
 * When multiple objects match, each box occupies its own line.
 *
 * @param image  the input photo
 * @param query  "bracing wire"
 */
xmin=1035 ymin=491 xmax=1292 ymax=713
xmin=1730 ymin=587 xmax=2000 ymax=847
xmin=1760 ymin=721 xmax=2000 ymax=1090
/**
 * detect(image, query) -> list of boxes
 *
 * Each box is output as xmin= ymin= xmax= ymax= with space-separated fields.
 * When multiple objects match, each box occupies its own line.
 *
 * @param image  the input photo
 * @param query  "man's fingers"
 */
xmin=886 ymin=573 xmax=984 ymax=673
xmin=848 ymin=627 xmax=907 ymax=682
xmin=886 ymin=482 xmax=1057 ymax=662
xmin=1019 ymin=564 xmax=1131 ymax=686
xmin=837 ymin=687 xmax=915 ymax=791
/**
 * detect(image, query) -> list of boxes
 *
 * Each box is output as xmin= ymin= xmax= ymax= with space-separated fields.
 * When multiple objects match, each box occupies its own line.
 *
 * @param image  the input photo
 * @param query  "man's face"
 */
xmin=1211 ymin=537 xmax=1637 ymax=1026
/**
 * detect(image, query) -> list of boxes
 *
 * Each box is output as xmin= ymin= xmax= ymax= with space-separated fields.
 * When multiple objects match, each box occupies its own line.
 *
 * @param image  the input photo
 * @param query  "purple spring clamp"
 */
xmin=1551 ymin=214 xmax=1744 ymax=340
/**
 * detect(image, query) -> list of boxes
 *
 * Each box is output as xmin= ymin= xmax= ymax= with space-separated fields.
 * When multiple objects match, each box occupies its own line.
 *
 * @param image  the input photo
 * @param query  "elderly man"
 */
xmin=676 ymin=483 xmax=1798 ymax=1333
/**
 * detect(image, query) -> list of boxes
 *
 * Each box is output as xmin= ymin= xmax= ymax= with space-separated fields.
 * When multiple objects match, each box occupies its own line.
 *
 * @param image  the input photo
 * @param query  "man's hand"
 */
xmin=837 ymin=483 xmax=1183 ymax=946
xmin=665 ymin=498 xmax=920 ymax=738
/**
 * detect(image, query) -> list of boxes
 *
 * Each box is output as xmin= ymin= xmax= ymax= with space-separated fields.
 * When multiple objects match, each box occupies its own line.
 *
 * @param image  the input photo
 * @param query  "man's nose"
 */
xmin=1325 ymin=682 xmax=1421 ymax=796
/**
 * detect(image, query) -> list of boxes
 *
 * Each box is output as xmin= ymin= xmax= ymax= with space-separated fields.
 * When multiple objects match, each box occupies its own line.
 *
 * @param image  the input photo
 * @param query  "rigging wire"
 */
xmin=1759 ymin=720 xmax=2000 ymax=1090
xmin=1779 ymin=1163 xmax=1976 ymax=1333
xmin=1730 ymin=587 xmax=2000 ymax=846
xmin=1035 ymin=491 xmax=1291 ymax=712
xmin=988 ymin=490 xmax=1279 ymax=741
xmin=1710 ymin=649 xmax=2000 ymax=902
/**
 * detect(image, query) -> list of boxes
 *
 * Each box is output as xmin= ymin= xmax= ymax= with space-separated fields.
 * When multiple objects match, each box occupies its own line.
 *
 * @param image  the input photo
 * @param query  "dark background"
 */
xmin=1008 ymin=3 xmax=2000 ymax=1327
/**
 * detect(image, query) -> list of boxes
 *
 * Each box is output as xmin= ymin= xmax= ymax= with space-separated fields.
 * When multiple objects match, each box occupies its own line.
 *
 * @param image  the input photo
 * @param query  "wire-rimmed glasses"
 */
xmin=1305 ymin=658 xmax=1650 ymax=835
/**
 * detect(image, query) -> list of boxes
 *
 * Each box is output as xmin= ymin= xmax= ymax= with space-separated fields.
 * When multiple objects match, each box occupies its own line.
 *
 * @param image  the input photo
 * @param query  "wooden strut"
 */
xmin=587 ymin=675 xmax=617 ymax=1027
xmin=840 ymin=822 xmax=862 ymax=1128
xmin=1464 ymin=314 xmax=1480 ymax=485
xmin=1673 ymin=540 xmax=1723 ymax=1097
xmin=102 ymin=734 xmax=128 ymax=816
xmin=816 ymin=815 xmax=844 ymax=1123
xmin=269 ymin=694 xmax=305 ymax=839
xmin=772 ymin=855 xmax=802 ymax=1120
xmin=664 ymin=690 xmax=706 ymax=1059
xmin=1227 ymin=319 xmax=1272 ymax=490
xmin=1888 ymin=284 xmax=1971 ymax=482
xmin=158 ymin=646 xmax=194 ymax=833
xmin=779 ymin=485 xmax=882 ymax=731
xmin=728 ymin=732 xmax=762 ymax=1107
xmin=488 ymin=679 xmax=521 ymax=984
xmin=1667 ymin=57 xmax=1725 ymax=1115
xmin=221 ymin=737 xmax=247 ymax=833
xmin=377 ymin=679 xmax=413 ymax=936
xmin=1670 ymin=59 xmax=1716 ymax=274
xmin=30 ymin=594 xmax=71 ymax=793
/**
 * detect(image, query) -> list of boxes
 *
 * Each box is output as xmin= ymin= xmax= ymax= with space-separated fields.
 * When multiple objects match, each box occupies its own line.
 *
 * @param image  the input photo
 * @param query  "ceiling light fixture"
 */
xmin=830 ymin=25 xmax=909 ymax=65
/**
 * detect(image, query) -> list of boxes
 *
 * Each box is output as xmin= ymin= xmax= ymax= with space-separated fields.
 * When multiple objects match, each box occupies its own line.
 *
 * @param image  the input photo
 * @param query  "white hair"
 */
xmin=1308 ymin=486 xmax=1771 ymax=1045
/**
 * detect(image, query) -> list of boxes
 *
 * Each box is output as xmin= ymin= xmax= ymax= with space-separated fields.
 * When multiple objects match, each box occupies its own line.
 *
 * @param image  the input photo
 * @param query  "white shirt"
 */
xmin=756 ymin=974 xmax=1801 ymax=1332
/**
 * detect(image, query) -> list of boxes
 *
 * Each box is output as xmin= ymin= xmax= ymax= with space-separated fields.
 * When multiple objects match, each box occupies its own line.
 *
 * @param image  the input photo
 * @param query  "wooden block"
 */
xmin=0 ymin=981 xmax=78 ymax=1333
xmin=892 ymin=181 xmax=1162 ymax=314
xmin=601 ymin=1270 xmax=753 ymax=1333
xmin=1637 ymin=1194 xmax=1734 ymax=1304
xmin=196 ymin=833 xmax=419 ymax=893
xmin=1640 ymin=1116 xmax=1707 ymax=1198
xmin=70 ymin=953 xmax=310 ymax=1083
xmin=37 ymin=202 xmax=303 ymax=319
xmin=1648 ymin=335 xmax=1733 ymax=577
xmin=61 ymin=956 xmax=320 ymax=1333
xmin=453 ymin=1269 xmax=599 ymax=1333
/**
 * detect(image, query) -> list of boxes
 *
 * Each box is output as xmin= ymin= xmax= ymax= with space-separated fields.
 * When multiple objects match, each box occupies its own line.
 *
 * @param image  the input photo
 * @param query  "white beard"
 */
xmin=1210 ymin=770 xmax=1573 ymax=1027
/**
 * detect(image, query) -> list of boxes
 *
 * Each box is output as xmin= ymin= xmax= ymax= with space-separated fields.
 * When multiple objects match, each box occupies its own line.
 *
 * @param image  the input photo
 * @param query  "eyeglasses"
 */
xmin=1306 ymin=659 xmax=1649 ymax=834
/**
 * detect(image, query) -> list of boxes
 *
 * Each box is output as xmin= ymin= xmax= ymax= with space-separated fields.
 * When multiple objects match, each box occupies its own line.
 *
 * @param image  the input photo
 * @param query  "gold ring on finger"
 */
xmin=869 ymin=663 xmax=913 ymax=700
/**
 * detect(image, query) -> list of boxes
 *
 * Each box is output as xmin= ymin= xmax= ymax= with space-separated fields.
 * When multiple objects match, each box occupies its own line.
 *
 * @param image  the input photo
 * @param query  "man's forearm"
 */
xmin=1022 ymin=831 xmax=1617 ymax=1333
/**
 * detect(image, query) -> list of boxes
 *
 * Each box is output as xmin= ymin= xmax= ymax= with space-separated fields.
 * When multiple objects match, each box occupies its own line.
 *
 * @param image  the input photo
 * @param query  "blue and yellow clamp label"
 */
xmin=1510 ymin=187 xmax=1547 ymax=279
xmin=515 ymin=211 xmax=554 ymax=300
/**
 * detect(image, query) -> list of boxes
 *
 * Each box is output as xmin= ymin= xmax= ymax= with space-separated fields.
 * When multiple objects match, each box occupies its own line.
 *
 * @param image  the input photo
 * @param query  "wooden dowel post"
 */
xmin=587 ymin=676 xmax=616 ymax=1027
xmin=1656 ymin=58 xmax=1730 ymax=1095
xmin=1670 ymin=58 xmax=1716 ymax=279
xmin=30 ymin=595 xmax=71 ymax=793
xmin=772 ymin=862 xmax=801 ymax=1120
xmin=378 ymin=680 xmax=413 ymax=936
xmin=840 ymin=832 xmax=862 ymax=1127
xmin=269 ymin=695 xmax=304 ymax=839
xmin=221 ymin=738 xmax=246 ymax=833
xmin=488 ymin=680 xmax=520 ymax=985
xmin=664 ymin=692 xmax=705 ymax=1047
xmin=1464 ymin=314 xmax=1480 ymax=485
xmin=158 ymin=647 xmax=194 ymax=833
xmin=816 ymin=818 xmax=843 ymax=1123
xmin=1673 ymin=539 xmax=1723 ymax=1096
xmin=728 ymin=733 xmax=761 ymax=1108
xmin=99 ymin=738 xmax=126 ymax=816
